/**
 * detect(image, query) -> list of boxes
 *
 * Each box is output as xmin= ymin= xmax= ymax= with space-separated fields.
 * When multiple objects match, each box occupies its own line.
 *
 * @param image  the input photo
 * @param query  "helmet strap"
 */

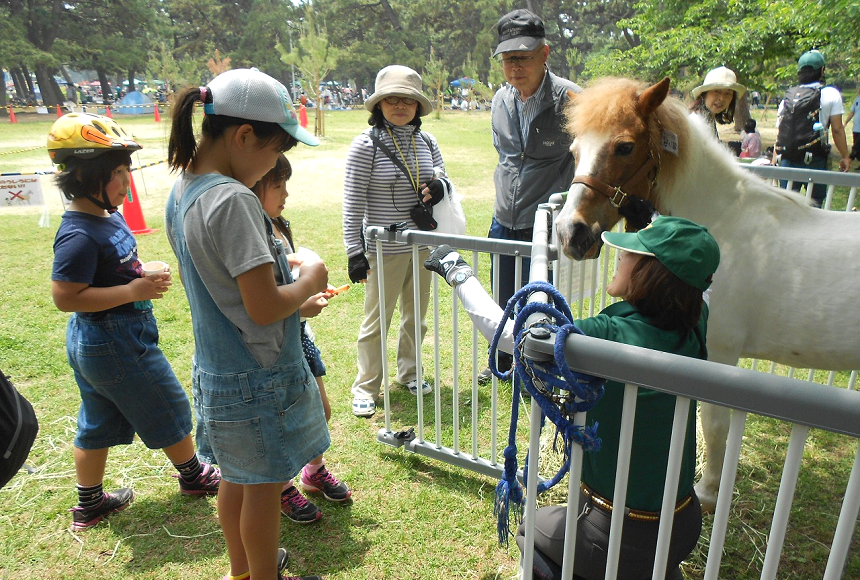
xmin=82 ymin=190 xmax=118 ymax=213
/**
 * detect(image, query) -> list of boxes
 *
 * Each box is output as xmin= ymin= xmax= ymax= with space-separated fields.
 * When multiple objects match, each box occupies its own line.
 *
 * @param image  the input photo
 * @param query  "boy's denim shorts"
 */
xmin=67 ymin=311 xmax=192 ymax=450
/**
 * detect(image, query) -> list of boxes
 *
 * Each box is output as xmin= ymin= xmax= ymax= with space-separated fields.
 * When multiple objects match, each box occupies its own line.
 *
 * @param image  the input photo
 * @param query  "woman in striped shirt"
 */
xmin=343 ymin=65 xmax=453 ymax=417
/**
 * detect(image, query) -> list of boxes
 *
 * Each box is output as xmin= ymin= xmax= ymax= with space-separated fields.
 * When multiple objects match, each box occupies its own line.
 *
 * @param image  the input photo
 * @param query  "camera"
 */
xmin=410 ymin=201 xmax=437 ymax=231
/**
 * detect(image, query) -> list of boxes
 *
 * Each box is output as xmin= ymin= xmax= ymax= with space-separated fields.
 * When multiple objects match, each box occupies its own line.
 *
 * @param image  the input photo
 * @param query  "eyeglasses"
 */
xmin=383 ymin=96 xmax=417 ymax=106
xmin=500 ymin=54 xmax=538 ymax=68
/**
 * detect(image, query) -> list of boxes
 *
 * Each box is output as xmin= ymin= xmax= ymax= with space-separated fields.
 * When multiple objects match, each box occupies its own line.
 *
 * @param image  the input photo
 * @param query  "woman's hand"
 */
xmin=419 ymin=178 xmax=449 ymax=205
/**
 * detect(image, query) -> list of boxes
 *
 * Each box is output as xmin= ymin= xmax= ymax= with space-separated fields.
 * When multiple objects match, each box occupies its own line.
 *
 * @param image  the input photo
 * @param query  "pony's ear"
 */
xmin=637 ymin=77 xmax=671 ymax=116
xmin=566 ymin=89 xmax=578 ymax=103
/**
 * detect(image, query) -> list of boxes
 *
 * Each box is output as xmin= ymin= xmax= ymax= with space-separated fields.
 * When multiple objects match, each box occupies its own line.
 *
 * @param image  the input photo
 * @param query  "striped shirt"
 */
xmin=343 ymin=122 xmax=446 ymax=256
xmin=514 ymin=72 xmax=548 ymax=144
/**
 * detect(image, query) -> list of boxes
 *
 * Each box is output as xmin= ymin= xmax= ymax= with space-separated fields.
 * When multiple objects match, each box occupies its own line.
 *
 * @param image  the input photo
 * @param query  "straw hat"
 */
xmin=364 ymin=65 xmax=433 ymax=117
xmin=691 ymin=67 xmax=746 ymax=100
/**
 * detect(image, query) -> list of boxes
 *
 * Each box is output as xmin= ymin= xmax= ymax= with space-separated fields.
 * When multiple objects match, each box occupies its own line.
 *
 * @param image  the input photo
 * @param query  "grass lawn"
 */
xmin=1 ymin=107 xmax=858 ymax=579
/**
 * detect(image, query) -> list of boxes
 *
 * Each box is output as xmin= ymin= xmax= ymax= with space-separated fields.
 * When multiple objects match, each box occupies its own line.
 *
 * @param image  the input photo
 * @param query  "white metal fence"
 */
xmin=367 ymin=165 xmax=860 ymax=578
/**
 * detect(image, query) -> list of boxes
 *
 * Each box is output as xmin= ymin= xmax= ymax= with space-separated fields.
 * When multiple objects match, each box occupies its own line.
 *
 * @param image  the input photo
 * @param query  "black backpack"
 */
xmin=0 ymin=370 xmax=38 ymax=489
xmin=775 ymin=85 xmax=830 ymax=162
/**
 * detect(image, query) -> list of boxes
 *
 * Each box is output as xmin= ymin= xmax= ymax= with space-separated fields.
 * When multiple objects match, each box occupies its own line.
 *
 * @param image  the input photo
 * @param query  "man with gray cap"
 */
xmin=774 ymin=50 xmax=850 ymax=207
xmin=482 ymin=8 xmax=580 ymax=380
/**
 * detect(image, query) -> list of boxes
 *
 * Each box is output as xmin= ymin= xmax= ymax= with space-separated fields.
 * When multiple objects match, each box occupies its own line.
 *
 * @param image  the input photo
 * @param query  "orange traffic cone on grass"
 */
xmin=105 ymin=105 xmax=112 ymax=118
xmin=56 ymin=104 xmax=63 ymax=118
xmin=122 ymin=172 xmax=153 ymax=235
xmin=153 ymin=104 xmax=161 ymax=122
xmin=8 ymin=106 xmax=17 ymax=123
xmin=299 ymin=104 xmax=308 ymax=129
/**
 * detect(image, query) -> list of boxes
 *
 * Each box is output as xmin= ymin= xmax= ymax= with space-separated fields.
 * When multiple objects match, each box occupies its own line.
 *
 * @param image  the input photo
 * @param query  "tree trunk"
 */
xmin=35 ymin=65 xmax=63 ymax=106
xmin=128 ymin=70 xmax=136 ymax=93
xmin=97 ymin=69 xmax=112 ymax=103
xmin=734 ymin=91 xmax=750 ymax=134
xmin=20 ymin=65 xmax=37 ymax=104
xmin=10 ymin=67 xmax=28 ymax=102
xmin=0 ymin=66 xmax=6 ymax=110
xmin=60 ymin=66 xmax=78 ymax=103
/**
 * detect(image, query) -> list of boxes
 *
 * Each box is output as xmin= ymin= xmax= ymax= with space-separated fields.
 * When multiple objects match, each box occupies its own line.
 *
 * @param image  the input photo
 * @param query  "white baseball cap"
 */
xmin=204 ymin=68 xmax=319 ymax=147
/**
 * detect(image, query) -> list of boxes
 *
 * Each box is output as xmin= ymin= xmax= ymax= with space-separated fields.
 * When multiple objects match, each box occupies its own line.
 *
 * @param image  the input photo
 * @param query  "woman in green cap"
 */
xmin=424 ymin=215 xmax=720 ymax=580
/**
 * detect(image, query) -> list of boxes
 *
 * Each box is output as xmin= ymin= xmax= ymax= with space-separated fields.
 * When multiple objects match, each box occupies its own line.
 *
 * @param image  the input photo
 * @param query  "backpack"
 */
xmin=775 ymin=85 xmax=830 ymax=162
xmin=0 ymin=370 xmax=38 ymax=489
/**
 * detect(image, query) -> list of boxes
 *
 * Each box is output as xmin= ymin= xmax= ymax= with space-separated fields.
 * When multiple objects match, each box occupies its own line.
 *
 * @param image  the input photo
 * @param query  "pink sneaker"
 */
xmin=300 ymin=465 xmax=352 ymax=502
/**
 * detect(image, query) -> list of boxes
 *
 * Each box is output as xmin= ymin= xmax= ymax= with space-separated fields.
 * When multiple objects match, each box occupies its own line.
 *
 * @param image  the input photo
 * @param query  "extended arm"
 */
xmin=424 ymin=245 xmax=515 ymax=354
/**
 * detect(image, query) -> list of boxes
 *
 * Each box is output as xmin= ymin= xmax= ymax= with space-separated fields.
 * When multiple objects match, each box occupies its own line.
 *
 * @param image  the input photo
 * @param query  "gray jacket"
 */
xmin=491 ymin=70 xmax=580 ymax=230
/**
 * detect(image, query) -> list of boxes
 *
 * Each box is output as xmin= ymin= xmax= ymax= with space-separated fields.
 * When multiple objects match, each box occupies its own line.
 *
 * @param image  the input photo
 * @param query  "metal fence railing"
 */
xmin=367 ymin=164 xmax=860 ymax=578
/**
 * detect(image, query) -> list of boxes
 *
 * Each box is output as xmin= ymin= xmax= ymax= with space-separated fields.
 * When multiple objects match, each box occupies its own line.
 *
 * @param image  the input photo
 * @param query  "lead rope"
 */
xmin=490 ymin=281 xmax=606 ymax=545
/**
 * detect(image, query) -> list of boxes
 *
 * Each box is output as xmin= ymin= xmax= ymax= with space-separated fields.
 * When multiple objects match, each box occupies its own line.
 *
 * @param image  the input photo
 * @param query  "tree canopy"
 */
xmin=2 ymin=0 xmax=857 ymax=108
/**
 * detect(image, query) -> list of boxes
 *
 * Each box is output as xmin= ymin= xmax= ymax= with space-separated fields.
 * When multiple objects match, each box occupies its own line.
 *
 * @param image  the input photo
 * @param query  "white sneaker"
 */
xmin=403 ymin=379 xmax=432 ymax=395
xmin=352 ymin=397 xmax=376 ymax=417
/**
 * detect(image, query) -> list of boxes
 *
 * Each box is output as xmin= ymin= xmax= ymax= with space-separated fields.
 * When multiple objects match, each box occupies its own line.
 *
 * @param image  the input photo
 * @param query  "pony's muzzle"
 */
xmin=556 ymin=218 xmax=603 ymax=260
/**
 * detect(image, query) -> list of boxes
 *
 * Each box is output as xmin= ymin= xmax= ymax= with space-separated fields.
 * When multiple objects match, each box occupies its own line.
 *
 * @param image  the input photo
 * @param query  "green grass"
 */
xmin=1 ymin=109 xmax=858 ymax=579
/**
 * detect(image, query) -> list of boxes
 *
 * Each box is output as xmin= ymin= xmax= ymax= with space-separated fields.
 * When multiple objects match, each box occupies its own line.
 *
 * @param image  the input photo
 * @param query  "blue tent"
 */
xmin=449 ymin=77 xmax=476 ymax=88
xmin=116 ymin=91 xmax=154 ymax=115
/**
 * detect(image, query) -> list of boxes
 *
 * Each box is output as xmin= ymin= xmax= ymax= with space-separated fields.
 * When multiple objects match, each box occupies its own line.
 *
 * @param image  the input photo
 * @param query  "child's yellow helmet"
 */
xmin=47 ymin=113 xmax=142 ymax=164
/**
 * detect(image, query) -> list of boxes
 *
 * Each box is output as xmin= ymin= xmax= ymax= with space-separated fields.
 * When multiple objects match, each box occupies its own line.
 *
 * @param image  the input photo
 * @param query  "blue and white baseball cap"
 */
xmin=205 ymin=68 xmax=319 ymax=147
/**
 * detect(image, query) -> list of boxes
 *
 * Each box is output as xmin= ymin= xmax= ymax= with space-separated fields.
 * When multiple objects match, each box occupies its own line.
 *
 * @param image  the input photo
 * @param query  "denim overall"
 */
xmin=166 ymin=173 xmax=329 ymax=484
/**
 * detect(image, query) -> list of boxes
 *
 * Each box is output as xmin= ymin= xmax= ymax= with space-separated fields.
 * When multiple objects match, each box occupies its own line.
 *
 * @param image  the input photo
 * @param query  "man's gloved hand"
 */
xmin=420 ymin=177 xmax=450 ymax=206
xmin=348 ymin=253 xmax=370 ymax=283
xmin=423 ymin=245 xmax=473 ymax=286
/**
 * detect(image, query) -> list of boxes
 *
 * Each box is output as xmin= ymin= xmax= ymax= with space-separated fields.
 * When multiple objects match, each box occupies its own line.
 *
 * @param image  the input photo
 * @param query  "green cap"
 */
xmin=601 ymin=216 xmax=720 ymax=291
xmin=798 ymin=50 xmax=825 ymax=71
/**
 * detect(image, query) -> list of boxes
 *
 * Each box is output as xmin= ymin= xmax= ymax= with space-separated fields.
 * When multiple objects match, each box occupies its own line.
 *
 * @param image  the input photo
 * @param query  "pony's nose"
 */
xmin=560 ymin=220 xmax=601 ymax=260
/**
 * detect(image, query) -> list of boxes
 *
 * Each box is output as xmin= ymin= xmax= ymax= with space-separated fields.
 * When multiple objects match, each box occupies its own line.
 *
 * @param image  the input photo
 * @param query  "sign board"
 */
xmin=0 ymin=175 xmax=44 ymax=207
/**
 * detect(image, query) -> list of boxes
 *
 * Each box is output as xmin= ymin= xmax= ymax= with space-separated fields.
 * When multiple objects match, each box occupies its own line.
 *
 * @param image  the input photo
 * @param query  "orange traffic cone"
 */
xmin=122 ymin=172 xmax=153 ymax=235
xmin=8 ymin=106 xmax=17 ymax=123
xmin=105 ymin=105 xmax=112 ymax=118
xmin=299 ymin=104 xmax=308 ymax=129
xmin=56 ymin=104 xmax=63 ymax=118
xmin=153 ymin=104 xmax=161 ymax=122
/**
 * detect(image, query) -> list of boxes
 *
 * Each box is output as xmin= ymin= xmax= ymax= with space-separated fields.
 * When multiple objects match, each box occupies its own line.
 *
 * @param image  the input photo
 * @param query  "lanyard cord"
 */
xmin=386 ymin=127 xmax=419 ymax=193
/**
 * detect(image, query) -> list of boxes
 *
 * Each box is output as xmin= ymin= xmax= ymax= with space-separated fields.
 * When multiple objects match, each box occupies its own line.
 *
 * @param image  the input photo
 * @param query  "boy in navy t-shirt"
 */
xmin=49 ymin=113 xmax=220 ymax=531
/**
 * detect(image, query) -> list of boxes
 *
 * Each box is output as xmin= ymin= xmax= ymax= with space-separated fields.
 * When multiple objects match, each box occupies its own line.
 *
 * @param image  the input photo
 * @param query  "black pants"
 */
xmin=516 ymin=490 xmax=702 ymax=580
xmin=851 ymin=132 xmax=860 ymax=161
xmin=488 ymin=218 xmax=533 ymax=372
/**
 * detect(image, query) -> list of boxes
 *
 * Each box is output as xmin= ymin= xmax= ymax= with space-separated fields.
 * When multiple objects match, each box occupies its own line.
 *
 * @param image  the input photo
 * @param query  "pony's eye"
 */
xmin=615 ymin=142 xmax=634 ymax=156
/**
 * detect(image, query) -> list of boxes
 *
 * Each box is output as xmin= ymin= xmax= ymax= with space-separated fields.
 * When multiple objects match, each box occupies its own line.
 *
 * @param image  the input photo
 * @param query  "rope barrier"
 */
xmin=0 ymin=159 xmax=167 ymax=177
xmin=0 ymin=145 xmax=44 ymax=156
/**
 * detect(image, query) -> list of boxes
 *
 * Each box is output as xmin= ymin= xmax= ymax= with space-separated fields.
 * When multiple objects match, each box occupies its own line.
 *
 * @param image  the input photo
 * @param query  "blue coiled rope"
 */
xmin=490 ymin=281 xmax=606 ymax=546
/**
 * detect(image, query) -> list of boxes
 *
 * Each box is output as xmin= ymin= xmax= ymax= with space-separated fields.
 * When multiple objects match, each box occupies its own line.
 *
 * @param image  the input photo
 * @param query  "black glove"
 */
xmin=348 ymin=253 xmax=370 ymax=283
xmin=423 ymin=245 xmax=473 ymax=286
xmin=420 ymin=177 xmax=450 ymax=206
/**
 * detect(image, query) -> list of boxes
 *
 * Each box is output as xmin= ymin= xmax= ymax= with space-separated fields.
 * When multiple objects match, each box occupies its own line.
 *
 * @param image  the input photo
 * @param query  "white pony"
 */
xmin=553 ymin=77 xmax=860 ymax=511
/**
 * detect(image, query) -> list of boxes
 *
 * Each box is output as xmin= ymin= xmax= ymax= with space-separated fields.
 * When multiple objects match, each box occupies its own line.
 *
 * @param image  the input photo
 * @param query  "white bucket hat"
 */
xmin=691 ymin=66 xmax=746 ymax=100
xmin=364 ymin=65 xmax=433 ymax=117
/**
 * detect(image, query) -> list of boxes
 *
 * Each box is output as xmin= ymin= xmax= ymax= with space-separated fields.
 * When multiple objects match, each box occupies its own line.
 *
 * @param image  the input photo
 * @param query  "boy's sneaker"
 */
xmin=301 ymin=464 xmax=352 ymax=502
xmin=70 ymin=487 xmax=134 ymax=531
xmin=176 ymin=462 xmax=221 ymax=495
xmin=281 ymin=485 xmax=322 ymax=523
